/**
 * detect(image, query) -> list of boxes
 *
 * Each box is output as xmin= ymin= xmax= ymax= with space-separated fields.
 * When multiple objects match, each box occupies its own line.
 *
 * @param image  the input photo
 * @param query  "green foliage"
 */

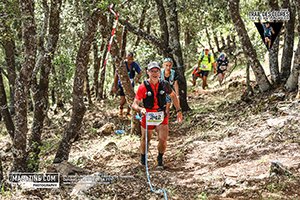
xmin=51 ymin=54 xmax=75 ymax=104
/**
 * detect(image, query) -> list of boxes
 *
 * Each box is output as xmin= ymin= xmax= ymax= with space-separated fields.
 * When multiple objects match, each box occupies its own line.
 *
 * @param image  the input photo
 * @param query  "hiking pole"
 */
xmin=136 ymin=113 xmax=168 ymax=200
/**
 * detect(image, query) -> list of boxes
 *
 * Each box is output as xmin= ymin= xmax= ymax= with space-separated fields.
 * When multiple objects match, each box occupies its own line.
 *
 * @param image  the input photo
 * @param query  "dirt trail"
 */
xmin=61 ymin=82 xmax=300 ymax=200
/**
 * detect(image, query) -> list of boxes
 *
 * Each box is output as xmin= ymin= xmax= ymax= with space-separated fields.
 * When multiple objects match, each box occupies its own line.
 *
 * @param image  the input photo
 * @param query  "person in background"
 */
xmin=160 ymin=57 xmax=180 ymax=117
xmin=112 ymin=52 xmax=141 ymax=117
xmin=216 ymin=52 xmax=229 ymax=86
xmin=197 ymin=46 xmax=216 ymax=89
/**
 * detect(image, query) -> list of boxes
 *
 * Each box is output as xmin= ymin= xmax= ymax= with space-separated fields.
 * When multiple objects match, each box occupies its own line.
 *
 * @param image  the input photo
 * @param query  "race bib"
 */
xmin=146 ymin=111 xmax=164 ymax=125
xmin=220 ymin=65 xmax=227 ymax=71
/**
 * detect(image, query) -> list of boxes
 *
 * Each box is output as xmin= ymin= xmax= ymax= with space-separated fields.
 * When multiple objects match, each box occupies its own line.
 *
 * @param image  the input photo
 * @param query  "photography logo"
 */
xmin=248 ymin=9 xmax=289 ymax=50
xmin=9 ymin=173 xmax=60 ymax=189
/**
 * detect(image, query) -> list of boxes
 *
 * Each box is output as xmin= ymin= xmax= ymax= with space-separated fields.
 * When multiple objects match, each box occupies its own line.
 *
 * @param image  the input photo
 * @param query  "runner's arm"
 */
xmin=170 ymin=91 xmax=183 ymax=122
xmin=112 ymin=72 xmax=119 ymax=93
xmin=134 ymin=72 xmax=142 ymax=84
xmin=132 ymin=98 xmax=146 ymax=115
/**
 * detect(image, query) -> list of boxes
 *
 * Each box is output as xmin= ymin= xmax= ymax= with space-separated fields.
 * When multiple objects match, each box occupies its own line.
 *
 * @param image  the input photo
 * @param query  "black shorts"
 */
xmin=217 ymin=66 xmax=226 ymax=74
xmin=264 ymin=35 xmax=271 ymax=40
xmin=118 ymin=85 xmax=125 ymax=96
xmin=200 ymin=70 xmax=209 ymax=77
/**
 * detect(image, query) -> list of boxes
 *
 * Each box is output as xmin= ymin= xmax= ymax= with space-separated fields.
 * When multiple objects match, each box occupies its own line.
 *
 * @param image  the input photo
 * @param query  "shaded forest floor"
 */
xmin=1 ymin=73 xmax=300 ymax=200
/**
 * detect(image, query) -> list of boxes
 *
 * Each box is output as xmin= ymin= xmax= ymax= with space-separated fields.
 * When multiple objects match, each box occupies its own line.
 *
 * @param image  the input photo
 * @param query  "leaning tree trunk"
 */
xmin=281 ymin=0 xmax=296 ymax=82
xmin=110 ymin=23 xmax=141 ymax=135
xmin=228 ymin=0 xmax=271 ymax=92
xmin=28 ymin=0 xmax=62 ymax=172
xmin=167 ymin=0 xmax=190 ymax=111
xmin=53 ymin=9 xmax=102 ymax=163
xmin=0 ymin=69 xmax=15 ymax=139
xmin=12 ymin=0 xmax=37 ymax=172
xmin=98 ymin=13 xmax=110 ymax=99
xmin=268 ymin=0 xmax=280 ymax=85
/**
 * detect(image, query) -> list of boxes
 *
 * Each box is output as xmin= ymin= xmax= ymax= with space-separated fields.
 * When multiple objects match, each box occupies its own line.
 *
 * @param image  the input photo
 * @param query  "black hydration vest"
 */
xmin=143 ymin=80 xmax=170 ymax=111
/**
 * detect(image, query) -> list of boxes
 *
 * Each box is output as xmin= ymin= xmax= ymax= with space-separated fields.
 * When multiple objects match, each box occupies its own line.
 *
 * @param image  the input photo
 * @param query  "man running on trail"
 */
xmin=160 ymin=57 xmax=180 ymax=117
xmin=216 ymin=52 xmax=229 ymax=86
xmin=196 ymin=46 xmax=216 ymax=89
xmin=132 ymin=61 xmax=183 ymax=169
xmin=112 ymin=52 xmax=141 ymax=117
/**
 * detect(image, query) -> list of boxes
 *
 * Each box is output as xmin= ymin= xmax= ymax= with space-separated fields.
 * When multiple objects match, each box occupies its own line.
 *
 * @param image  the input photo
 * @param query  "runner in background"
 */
xmin=112 ymin=52 xmax=141 ymax=117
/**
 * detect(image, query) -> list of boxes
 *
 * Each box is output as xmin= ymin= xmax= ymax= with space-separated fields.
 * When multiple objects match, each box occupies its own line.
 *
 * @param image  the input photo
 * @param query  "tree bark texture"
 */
xmin=85 ymin=66 xmax=93 ymax=105
xmin=111 ymin=30 xmax=141 ymax=135
xmin=135 ymin=2 xmax=148 ymax=47
xmin=167 ymin=0 xmax=190 ymax=111
xmin=93 ymin=40 xmax=104 ymax=98
xmin=0 ymin=69 xmax=15 ymax=139
xmin=285 ymin=0 xmax=300 ymax=91
xmin=269 ymin=36 xmax=280 ymax=84
xmin=12 ymin=0 xmax=37 ymax=172
xmin=119 ymin=19 xmax=170 ymax=54
xmin=154 ymin=0 xmax=169 ymax=57
xmin=2 ymin=38 xmax=17 ymax=115
xmin=98 ymin=14 xmax=110 ymax=99
xmin=228 ymin=0 xmax=271 ymax=92
xmin=213 ymin=31 xmax=220 ymax=52
xmin=205 ymin=28 xmax=215 ymax=56
xmin=28 ymin=0 xmax=62 ymax=171
xmin=281 ymin=0 xmax=296 ymax=81
xmin=53 ymin=9 xmax=102 ymax=163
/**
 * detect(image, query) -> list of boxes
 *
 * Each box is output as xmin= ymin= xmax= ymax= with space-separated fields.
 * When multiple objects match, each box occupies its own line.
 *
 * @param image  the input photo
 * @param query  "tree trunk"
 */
xmin=0 ymin=69 xmax=15 ymax=139
xmin=135 ymin=2 xmax=148 ymax=47
xmin=98 ymin=13 xmax=110 ymax=99
xmin=269 ymin=36 xmax=280 ymax=84
xmin=154 ymin=0 xmax=169 ymax=57
xmin=12 ymin=0 xmax=37 ymax=172
xmin=221 ymin=34 xmax=226 ymax=48
xmin=98 ymin=40 xmax=109 ymax=99
xmin=167 ymin=0 xmax=190 ymax=111
xmin=205 ymin=28 xmax=215 ymax=56
xmin=0 ymin=158 xmax=3 ymax=185
xmin=296 ymin=74 xmax=300 ymax=99
xmin=268 ymin=0 xmax=280 ymax=85
xmin=281 ymin=0 xmax=296 ymax=81
xmin=213 ymin=31 xmax=220 ymax=52
xmin=285 ymin=0 xmax=300 ymax=91
xmin=119 ymin=19 xmax=169 ymax=53
xmin=285 ymin=41 xmax=300 ymax=91
xmin=28 ymin=0 xmax=62 ymax=172
xmin=53 ymin=9 xmax=102 ymax=163
xmin=85 ymin=66 xmax=93 ymax=105
xmin=228 ymin=0 xmax=271 ymax=92
xmin=93 ymin=40 xmax=104 ymax=98
xmin=2 ymin=38 xmax=17 ymax=115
